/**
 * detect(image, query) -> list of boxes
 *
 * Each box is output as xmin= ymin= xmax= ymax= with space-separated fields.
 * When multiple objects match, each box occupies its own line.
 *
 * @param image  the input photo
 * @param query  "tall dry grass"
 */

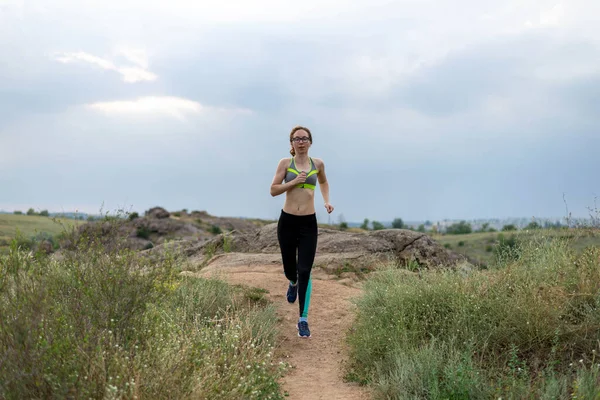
xmin=0 ymin=218 xmax=286 ymax=399
xmin=346 ymin=231 xmax=600 ymax=399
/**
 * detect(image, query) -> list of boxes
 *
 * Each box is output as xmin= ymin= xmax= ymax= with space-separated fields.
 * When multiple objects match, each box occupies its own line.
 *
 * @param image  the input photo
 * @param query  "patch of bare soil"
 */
xmin=185 ymin=260 xmax=372 ymax=400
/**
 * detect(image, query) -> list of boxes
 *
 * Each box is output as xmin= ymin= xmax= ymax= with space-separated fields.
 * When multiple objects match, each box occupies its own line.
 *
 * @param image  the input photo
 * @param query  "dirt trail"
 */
xmin=194 ymin=262 xmax=371 ymax=400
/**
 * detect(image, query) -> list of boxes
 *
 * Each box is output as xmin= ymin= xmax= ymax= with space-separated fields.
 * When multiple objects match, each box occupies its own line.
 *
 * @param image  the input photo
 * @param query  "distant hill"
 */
xmin=48 ymin=212 xmax=91 ymax=220
xmin=0 ymin=210 xmax=93 ymax=220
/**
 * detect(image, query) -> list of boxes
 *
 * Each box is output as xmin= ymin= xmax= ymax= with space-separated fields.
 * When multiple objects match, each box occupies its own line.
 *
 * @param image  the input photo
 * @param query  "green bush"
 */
xmin=211 ymin=225 xmax=222 ymax=235
xmin=360 ymin=218 xmax=370 ymax=230
xmin=372 ymin=221 xmax=385 ymax=230
xmin=392 ymin=218 xmax=404 ymax=229
xmin=446 ymin=221 xmax=472 ymax=235
xmin=9 ymin=231 xmax=58 ymax=253
xmin=346 ymin=233 xmax=600 ymax=398
xmin=526 ymin=221 xmax=541 ymax=230
xmin=0 ymin=228 xmax=285 ymax=399
xmin=494 ymin=233 xmax=521 ymax=263
xmin=136 ymin=226 xmax=151 ymax=239
xmin=128 ymin=212 xmax=139 ymax=221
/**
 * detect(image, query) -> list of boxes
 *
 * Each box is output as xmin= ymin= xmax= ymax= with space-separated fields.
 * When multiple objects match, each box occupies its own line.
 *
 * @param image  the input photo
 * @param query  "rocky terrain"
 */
xmin=61 ymin=206 xmax=470 ymax=275
xmin=146 ymin=214 xmax=470 ymax=276
xmin=67 ymin=206 xmax=273 ymax=251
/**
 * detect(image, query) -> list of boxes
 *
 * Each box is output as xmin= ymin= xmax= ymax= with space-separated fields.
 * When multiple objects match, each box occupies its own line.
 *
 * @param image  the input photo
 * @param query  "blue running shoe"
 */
xmin=297 ymin=321 xmax=311 ymax=338
xmin=286 ymin=282 xmax=298 ymax=303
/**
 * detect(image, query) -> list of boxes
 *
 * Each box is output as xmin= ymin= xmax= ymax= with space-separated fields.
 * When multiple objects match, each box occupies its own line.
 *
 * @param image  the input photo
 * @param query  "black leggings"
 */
xmin=277 ymin=210 xmax=318 ymax=318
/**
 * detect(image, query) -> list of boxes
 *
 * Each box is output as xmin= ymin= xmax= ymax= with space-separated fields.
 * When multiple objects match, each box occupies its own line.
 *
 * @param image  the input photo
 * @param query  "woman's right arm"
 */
xmin=270 ymin=158 xmax=303 ymax=197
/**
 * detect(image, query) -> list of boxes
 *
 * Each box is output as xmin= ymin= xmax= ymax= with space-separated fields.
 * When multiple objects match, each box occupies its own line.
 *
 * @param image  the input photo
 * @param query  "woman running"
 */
xmin=270 ymin=125 xmax=334 ymax=338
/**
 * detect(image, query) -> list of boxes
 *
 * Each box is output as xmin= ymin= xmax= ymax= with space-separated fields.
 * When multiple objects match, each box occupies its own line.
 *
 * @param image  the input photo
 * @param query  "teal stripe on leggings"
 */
xmin=301 ymin=276 xmax=312 ymax=318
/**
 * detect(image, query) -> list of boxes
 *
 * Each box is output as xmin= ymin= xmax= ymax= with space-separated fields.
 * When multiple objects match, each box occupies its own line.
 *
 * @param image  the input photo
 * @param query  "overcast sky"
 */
xmin=1 ymin=0 xmax=599 ymax=223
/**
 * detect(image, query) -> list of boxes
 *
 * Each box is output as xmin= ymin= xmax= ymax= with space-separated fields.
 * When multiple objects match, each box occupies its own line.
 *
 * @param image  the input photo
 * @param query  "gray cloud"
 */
xmin=1 ymin=0 xmax=599 ymax=222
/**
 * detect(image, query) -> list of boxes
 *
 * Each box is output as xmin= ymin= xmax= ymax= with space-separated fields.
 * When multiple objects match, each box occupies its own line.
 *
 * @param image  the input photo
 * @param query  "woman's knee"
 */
xmin=297 ymin=268 xmax=311 ymax=282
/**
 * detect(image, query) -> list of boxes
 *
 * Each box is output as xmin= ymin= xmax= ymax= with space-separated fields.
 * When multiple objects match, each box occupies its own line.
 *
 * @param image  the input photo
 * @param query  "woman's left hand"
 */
xmin=324 ymin=203 xmax=334 ymax=214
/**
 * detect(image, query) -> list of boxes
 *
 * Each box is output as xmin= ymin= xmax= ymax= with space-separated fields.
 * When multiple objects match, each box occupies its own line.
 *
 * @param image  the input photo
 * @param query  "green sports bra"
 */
xmin=284 ymin=157 xmax=318 ymax=190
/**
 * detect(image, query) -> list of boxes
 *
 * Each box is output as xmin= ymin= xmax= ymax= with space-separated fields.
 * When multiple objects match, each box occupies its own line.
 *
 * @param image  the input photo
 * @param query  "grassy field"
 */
xmin=0 ymin=213 xmax=85 ymax=246
xmin=0 ymin=219 xmax=286 ymax=399
xmin=346 ymin=230 xmax=600 ymax=399
xmin=431 ymin=228 xmax=600 ymax=266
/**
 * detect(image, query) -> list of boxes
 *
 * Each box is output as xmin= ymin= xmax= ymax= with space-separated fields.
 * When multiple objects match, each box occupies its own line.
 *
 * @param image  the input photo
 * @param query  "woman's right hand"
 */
xmin=293 ymin=171 xmax=307 ymax=185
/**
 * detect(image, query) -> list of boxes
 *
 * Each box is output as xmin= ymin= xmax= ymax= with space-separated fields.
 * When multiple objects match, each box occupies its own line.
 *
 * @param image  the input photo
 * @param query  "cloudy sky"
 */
xmin=1 ymin=0 xmax=598 ymax=223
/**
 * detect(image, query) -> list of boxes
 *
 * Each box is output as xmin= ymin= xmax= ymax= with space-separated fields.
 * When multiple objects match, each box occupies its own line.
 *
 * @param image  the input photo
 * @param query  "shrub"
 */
xmin=211 ymin=225 xmax=222 ymax=235
xmin=392 ymin=218 xmax=404 ymax=229
xmin=372 ymin=221 xmax=385 ymax=230
xmin=446 ymin=221 xmax=472 ymax=235
xmin=136 ymin=226 xmax=151 ymax=239
xmin=526 ymin=221 xmax=541 ymax=230
xmin=346 ymin=232 xmax=600 ymax=398
xmin=494 ymin=233 xmax=521 ymax=263
xmin=128 ymin=212 xmax=139 ymax=221
xmin=360 ymin=218 xmax=370 ymax=230
xmin=0 ymin=226 xmax=285 ymax=399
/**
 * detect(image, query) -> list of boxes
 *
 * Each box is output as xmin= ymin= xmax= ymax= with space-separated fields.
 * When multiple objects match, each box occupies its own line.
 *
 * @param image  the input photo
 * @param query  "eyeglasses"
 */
xmin=291 ymin=137 xmax=310 ymax=143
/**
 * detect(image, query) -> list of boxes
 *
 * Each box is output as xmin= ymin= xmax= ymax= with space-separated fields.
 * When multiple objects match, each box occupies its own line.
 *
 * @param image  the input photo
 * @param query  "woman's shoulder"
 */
xmin=310 ymin=157 xmax=325 ymax=167
xmin=277 ymin=157 xmax=293 ymax=167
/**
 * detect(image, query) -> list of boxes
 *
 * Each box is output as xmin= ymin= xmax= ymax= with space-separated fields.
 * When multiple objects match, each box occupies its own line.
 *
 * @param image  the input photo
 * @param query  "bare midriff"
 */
xmin=283 ymin=186 xmax=316 ymax=216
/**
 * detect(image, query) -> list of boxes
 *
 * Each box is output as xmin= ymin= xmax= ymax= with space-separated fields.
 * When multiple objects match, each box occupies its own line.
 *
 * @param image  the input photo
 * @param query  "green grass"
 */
xmin=346 ymin=230 xmax=600 ymax=399
xmin=0 ymin=221 xmax=286 ymax=399
xmin=0 ymin=213 xmax=85 ymax=250
xmin=432 ymin=229 xmax=600 ymax=266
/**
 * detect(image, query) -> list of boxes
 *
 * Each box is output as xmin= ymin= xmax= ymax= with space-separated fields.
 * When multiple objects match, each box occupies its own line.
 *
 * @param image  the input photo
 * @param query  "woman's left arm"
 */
xmin=316 ymin=158 xmax=334 ymax=214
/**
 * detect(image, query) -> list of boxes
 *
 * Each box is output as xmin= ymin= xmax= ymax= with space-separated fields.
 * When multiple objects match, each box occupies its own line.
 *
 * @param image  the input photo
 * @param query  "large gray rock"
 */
xmin=145 ymin=207 xmax=170 ymax=219
xmin=163 ymin=223 xmax=468 ymax=270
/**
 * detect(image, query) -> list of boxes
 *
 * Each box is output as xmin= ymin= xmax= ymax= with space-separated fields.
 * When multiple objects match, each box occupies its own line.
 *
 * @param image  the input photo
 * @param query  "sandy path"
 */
xmin=194 ymin=263 xmax=371 ymax=400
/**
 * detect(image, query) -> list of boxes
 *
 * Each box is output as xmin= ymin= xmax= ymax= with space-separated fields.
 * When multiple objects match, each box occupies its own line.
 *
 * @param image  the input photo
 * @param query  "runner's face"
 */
xmin=292 ymin=130 xmax=311 ymax=153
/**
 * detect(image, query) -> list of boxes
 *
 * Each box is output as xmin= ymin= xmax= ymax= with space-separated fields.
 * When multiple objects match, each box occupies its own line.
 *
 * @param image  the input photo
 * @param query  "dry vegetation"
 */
xmin=3 ymin=207 xmax=600 ymax=398
xmin=346 ymin=230 xmax=600 ymax=399
xmin=0 ymin=217 xmax=287 ymax=399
